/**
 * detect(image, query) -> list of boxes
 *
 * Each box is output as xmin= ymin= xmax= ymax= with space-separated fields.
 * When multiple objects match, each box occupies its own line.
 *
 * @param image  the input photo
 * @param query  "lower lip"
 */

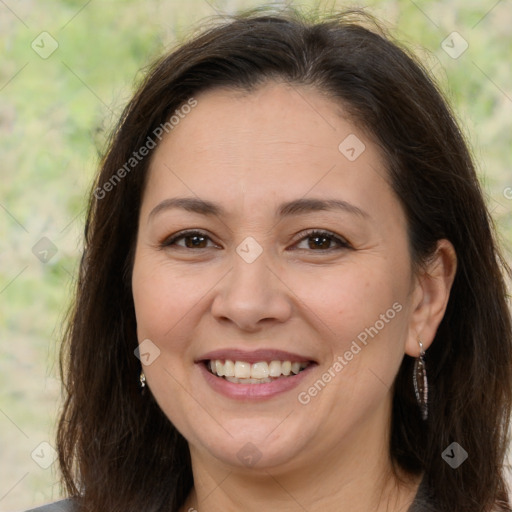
xmin=198 ymin=362 xmax=317 ymax=401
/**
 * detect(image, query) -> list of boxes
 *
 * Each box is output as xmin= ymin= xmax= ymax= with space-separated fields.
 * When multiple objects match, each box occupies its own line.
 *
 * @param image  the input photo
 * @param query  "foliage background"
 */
xmin=1 ymin=0 xmax=511 ymax=510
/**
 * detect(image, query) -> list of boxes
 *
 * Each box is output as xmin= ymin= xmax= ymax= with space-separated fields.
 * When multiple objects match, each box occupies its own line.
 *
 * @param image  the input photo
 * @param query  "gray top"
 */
xmin=408 ymin=475 xmax=439 ymax=511
xmin=25 ymin=476 xmax=438 ymax=511
xmin=25 ymin=499 xmax=76 ymax=512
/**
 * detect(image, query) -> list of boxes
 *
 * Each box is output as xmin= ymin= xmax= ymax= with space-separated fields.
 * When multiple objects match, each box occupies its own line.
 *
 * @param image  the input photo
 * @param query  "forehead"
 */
xmin=155 ymin=83 xmax=366 ymax=167
xmin=143 ymin=82 xmax=396 ymax=221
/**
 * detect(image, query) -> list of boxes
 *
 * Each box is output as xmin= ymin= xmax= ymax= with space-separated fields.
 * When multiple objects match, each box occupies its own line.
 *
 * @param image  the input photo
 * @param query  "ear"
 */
xmin=405 ymin=239 xmax=457 ymax=357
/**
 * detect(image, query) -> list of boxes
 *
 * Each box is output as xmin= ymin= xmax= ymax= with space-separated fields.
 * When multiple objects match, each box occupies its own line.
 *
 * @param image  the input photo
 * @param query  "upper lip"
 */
xmin=196 ymin=349 xmax=317 ymax=365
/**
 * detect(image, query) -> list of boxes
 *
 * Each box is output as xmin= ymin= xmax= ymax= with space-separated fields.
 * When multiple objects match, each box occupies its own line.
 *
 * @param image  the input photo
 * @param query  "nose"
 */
xmin=210 ymin=250 xmax=293 ymax=332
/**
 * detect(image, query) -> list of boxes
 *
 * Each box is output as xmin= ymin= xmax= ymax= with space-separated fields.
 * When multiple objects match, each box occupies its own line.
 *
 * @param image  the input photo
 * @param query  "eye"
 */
xmin=160 ymin=230 xmax=219 ymax=249
xmin=160 ymin=229 xmax=350 ymax=252
xmin=292 ymin=229 xmax=351 ymax=251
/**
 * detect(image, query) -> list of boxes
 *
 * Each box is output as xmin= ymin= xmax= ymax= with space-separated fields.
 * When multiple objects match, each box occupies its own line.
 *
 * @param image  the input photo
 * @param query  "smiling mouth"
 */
xmin=205 ymin=359 xmax=313 ymax=384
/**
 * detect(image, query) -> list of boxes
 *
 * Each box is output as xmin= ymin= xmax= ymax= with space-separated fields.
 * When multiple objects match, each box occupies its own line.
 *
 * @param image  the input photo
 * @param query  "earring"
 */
xmin=413 ymin=338 xmax=428 ymax=421
xmin=139 ymin=370 xmax=146 ymax=389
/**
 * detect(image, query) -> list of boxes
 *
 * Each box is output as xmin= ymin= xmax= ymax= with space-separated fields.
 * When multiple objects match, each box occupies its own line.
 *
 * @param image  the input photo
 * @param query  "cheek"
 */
xmin=290 ymin=264 xmax=402 ymax=339
xmin=289 ymin=263 xmax=408 ymax=396
xmin=131 ymin=254 xmax=201 ymax=421
xmin=298 ymin=274 xmax=406 ymax=415
xmin=132 ymin=252 xmax=208 ymax=340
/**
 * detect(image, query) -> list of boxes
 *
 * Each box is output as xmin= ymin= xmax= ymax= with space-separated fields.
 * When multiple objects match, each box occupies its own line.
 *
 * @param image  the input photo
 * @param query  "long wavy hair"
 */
xmin=57 ymin=8 xmax=512 ymax=512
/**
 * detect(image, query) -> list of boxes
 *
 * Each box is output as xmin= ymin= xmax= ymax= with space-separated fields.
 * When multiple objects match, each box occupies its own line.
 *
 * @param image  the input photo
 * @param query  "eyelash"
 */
xmin=160 ymin=229 xmax=351 ymax=252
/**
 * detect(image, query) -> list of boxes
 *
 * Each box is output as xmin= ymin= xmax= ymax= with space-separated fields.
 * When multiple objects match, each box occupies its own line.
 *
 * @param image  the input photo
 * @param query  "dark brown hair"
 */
xmin=57 ymin=8 xmax=512 ymax=512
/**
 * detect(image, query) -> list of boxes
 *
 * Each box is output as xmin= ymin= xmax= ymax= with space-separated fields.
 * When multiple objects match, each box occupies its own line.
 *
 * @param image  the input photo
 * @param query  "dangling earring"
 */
xmin=139 ymin=370 xmax=146 ymax=389
xmin=413 ymin=338 xmax=428 ymax=421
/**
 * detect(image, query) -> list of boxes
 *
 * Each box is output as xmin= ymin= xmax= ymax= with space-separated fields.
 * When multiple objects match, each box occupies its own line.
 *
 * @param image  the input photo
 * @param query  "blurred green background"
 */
xmin=1 ymin=0 xmax=511 ymax=510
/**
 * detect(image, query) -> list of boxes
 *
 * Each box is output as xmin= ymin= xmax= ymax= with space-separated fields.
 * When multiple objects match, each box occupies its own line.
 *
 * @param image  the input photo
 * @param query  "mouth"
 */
xmin=195 ymin=349 xmax=318 ymax=399
xmin=204 ymin=359 xmax=313 ymax=384
xmin=198 ymin=358 xmax=317 ymax=400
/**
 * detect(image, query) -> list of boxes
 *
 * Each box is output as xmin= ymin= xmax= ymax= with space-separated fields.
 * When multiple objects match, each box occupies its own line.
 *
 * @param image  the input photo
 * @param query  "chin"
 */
xmin=191 ymin=420 xmax=313 ymax=471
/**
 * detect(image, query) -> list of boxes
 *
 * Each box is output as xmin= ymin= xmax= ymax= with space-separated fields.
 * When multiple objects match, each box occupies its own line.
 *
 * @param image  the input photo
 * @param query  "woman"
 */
xmin=28 ymin=8 xmax=512 ymax=512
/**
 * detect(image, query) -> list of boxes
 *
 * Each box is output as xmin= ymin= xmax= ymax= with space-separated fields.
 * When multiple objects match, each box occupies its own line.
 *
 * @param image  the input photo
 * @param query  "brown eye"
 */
xmin=183 ymin=234 xmax=208 ymax=248
xmin=294 ymin=230 xmax=350 ymax=251
xmin=161 ymin=230 xmax=216 ymax=249
xmin=308 ymin=234 xmax=332 ymax=250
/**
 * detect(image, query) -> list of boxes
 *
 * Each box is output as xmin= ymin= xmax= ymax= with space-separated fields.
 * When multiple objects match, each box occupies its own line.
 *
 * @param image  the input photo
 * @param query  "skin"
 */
xmin=131 ymin=82 xmax=457 ymax=512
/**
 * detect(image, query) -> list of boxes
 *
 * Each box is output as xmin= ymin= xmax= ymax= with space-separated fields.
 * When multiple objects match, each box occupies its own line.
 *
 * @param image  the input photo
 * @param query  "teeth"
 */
xmin=281 ymin=361 xmax=292 ymax=376
xmin=291 ymin=362 xmax=301 ymax=374
xmin=251 ymin=362 xmax=269 ymax=379
xmin=225 ymin=376 xmax=273 ymax=384
xmin=234 ymin=361 xmax=251 ymax=379
xmin=224 ymin=359 xmax=235 ymax=377
xmin=215 ymin=360 xmax=224 ymax=377
xmin=268 ymin=360 xmax=282 ymax=377
xmin=208 ymin=359 xmax=310 ymax=381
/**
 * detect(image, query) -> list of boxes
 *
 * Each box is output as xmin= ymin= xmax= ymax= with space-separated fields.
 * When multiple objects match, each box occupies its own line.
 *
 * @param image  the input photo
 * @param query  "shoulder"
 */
xmin=24 ymin=499 xmax=77 ymax=512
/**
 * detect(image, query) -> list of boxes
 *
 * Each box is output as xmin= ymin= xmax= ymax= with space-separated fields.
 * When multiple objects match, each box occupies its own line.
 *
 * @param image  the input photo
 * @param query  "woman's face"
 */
xmin=132 ymin=82 xmax=422 ymax=473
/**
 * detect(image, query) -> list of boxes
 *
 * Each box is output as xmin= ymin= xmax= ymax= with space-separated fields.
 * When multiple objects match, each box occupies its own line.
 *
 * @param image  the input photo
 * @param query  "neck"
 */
xmin=179 ymin=407 xmax=421 ymax=512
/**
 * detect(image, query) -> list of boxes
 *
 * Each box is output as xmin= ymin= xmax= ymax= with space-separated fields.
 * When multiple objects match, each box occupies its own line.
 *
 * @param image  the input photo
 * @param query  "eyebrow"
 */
xmin=148 ymin=196 xmax=369 ymax=222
